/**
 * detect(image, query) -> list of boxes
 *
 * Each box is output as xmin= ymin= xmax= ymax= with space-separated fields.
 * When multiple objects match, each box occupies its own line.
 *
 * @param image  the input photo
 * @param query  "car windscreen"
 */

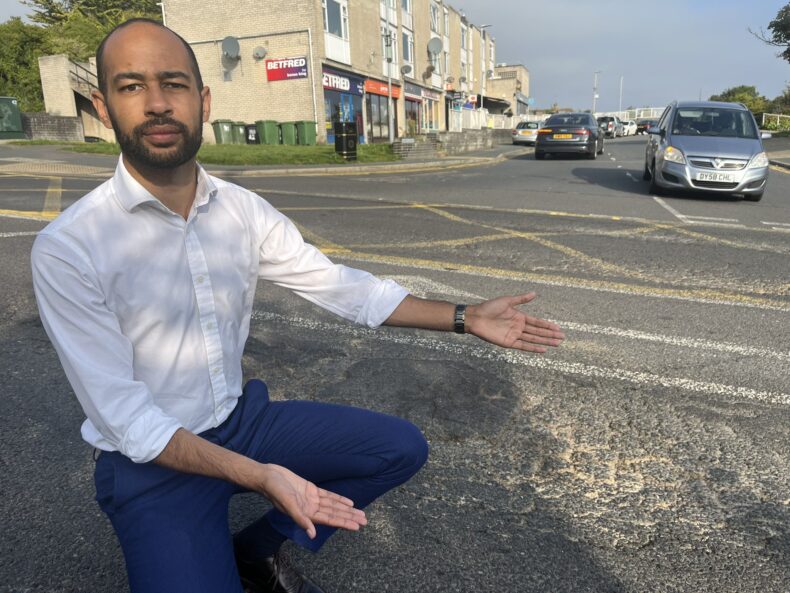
xmin=671 ymin=108 xmax=758 ymax=139
xmin=517 ymin=122 xmax=539 ymax=129
xmin=547 ymin=115 xmax=589 ymax=126
xmin=597 ymin=117 xmax=614 ymax=122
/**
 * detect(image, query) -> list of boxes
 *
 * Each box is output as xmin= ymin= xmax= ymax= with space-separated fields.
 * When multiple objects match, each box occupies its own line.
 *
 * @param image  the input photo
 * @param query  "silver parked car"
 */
xmin=644 ymin=101 xmax=770 ymax=201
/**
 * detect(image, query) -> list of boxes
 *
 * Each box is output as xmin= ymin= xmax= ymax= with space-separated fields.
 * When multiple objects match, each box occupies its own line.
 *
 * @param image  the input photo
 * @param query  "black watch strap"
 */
xmin=453 ymin=304 xmax=467 ymax=334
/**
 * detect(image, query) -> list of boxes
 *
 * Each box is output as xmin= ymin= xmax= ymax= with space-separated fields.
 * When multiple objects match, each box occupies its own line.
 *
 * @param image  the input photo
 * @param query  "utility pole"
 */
xmin=592 ymin=71 xmax=601 ymax=114
xmin=619 ymin=75 xmax=623 ymax=114
xmin=385 ymin=1 xmax=395 ymax=143
xmin=479 ymin=25 xmax=491 ymax=116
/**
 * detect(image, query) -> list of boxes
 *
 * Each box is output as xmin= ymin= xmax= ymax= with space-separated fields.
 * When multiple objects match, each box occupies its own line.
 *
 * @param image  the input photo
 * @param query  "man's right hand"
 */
xmin=154 ymin=428 xmax=367 ymax=540
xmin=257 ymin=463 xmax=368 ymax=539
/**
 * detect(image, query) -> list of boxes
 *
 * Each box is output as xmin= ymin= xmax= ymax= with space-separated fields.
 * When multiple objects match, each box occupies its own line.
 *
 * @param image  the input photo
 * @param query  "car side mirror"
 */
xmin=761 ymin=131 xmax=772 ymax=140
xmin=647 ymin=126 xmax=663 ymax=136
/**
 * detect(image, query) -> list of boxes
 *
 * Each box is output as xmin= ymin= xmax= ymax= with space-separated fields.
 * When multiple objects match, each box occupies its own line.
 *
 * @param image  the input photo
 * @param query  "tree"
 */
xmin=0 ymin=18 xmax=48 ymax=111
xmin=709 ymin=86 xmax=769 ymax=114
xmin=23 ymin=0 xmax=160 ymax=26
xmin=750 ymin=2 xmax=790 ymax=63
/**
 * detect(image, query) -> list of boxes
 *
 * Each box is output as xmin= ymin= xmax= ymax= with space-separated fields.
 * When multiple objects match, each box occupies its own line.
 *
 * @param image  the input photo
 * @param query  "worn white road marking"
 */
xmin=653 ymin=196 xmax=688 ymax=222
xmin=762 ymin=221 xmax=790 ymax=227
xmin=251 ymin=311 xmax=790 ymax=406
xmin=684 ymin=215 xmax=739 ymax=222
xmin=0 ymin=231 xmax=38 ymax=238
xmin=557 ymin=320 xmax=790 ymax=361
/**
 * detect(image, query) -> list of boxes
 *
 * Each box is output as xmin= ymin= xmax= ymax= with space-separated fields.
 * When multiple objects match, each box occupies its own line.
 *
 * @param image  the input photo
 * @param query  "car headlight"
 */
xmin=663 ymin=146 xmax=686 ymax=164
xmin=749 ymin=152 xmax=769 ymax=168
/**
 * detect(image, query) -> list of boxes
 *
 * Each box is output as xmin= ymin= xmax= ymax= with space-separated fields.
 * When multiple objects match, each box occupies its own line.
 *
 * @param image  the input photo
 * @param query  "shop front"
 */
xmin=323 ymin=66 xmax=365 ymax=144
xmin=364 ymin=79 xmax=401 ymax=142
xmin=421 ymin=88 xmax=441 ymax=132
xmin=404 ymin=82 xmax=422 ymax=136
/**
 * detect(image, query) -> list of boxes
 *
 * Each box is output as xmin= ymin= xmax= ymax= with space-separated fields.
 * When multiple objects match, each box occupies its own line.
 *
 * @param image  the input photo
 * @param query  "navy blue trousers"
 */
xmin=94 ymin=379 xmax=429 ymax=593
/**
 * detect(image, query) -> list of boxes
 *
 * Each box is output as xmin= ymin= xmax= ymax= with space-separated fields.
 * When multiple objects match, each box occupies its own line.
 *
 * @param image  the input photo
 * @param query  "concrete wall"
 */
xmin=437 ymin=127 xmax=511 ymax=154
xmin=38 ymin=55 xmax=77 ymax=117
xmin=22 ymin=113 xmax=84 ymax=142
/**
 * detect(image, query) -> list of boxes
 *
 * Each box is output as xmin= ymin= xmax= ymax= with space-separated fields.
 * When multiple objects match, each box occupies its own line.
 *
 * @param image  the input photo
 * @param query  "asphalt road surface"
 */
xmin=1 ymin=137 xmax=788 ymax=593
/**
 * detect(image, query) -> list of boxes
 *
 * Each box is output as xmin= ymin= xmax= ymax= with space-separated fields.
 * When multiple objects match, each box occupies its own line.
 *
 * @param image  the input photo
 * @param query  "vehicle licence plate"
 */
xmin=696 ymin=171 xmax=736 ymax=183
xmin=553 ymin=134 xmax=572 ymax=139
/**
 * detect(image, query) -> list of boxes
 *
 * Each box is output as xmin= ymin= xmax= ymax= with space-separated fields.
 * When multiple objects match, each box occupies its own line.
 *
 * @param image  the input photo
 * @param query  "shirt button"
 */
xmin=207 ymin=321 xmax=215 ymax=330
xmin=196 ymin=275 xmax=205 ymax=284
xmin=212 ymin=366 xmax=221 ymax=374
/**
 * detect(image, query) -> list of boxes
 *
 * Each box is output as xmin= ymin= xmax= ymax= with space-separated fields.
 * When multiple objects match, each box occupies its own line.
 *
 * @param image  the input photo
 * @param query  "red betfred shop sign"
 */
xmin=266 ymin=57 xmax=308 ymax=81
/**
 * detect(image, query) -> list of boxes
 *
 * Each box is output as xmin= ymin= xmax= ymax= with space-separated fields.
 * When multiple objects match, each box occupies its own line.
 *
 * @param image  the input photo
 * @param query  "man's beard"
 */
xmin=109 ymin=110 xmax=203 ymax=170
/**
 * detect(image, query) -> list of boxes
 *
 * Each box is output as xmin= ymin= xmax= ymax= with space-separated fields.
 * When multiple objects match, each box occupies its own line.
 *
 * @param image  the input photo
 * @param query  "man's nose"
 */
xmin=144 ymin=85 xmax=172 ymax=117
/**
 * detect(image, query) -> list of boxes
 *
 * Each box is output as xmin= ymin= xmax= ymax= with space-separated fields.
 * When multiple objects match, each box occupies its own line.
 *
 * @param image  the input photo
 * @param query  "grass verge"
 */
xmin=10 ymin=140 xmax=400 ymax=165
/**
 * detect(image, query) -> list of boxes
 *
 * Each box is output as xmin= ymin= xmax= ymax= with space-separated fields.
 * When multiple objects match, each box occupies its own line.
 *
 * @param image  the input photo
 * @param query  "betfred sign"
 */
xmin=266 ymin=57 xmax=308 ymax=81
xmin=322 ymin=67 xmax=365 ymax=96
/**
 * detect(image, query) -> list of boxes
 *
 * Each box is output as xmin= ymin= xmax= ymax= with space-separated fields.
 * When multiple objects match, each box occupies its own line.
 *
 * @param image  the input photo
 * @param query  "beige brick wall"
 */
xmin=38 ymin=55 xmax=78 ymax=117
xmin=166 ymin=0 xmax=327 ymax=143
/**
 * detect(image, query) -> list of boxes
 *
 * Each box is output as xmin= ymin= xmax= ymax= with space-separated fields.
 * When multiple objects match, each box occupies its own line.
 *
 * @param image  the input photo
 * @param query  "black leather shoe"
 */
xmin=235 ymin=550 xmax=326 ymax=593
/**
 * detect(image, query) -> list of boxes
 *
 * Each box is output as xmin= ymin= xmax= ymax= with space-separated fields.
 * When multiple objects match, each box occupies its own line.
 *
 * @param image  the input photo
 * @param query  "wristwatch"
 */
xmin=453 ymin=304 xmax=467 ymax=334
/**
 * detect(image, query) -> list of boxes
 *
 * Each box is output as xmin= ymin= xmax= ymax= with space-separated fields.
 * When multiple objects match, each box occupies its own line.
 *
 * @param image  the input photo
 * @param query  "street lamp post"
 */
xmin=592 ymin=70 xmax=601 ymax=114
xmin=619 ymin=75 xmax=624 ymax=114
xmin=384 ymin=2 xmax=395 ymax=143
xmin=479 ymin=25 xmax=491 ymax=117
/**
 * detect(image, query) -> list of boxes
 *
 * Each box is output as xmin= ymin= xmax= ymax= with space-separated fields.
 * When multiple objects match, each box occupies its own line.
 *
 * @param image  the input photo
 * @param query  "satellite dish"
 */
xmin=400 ymin=64 xmax=412 ymax=75
xmin=427 ymin=37 xmax=443 ymax=55
xmin=446 ymin=76 xmax=454 ymax=83
xmin=459 ymin=76 xmax=467 ymax=83
xmin=252 ymin=46 xmax=268 ymax=60
xmin=425 ymin=64 xmax=435 ymax=74
xmin=221 ymin=36 xmax=240 ymax=60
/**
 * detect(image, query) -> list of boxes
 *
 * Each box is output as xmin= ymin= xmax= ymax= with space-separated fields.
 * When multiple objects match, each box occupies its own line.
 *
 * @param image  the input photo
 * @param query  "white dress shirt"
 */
xmin=31 ymin=158 xmax=408 ymax=463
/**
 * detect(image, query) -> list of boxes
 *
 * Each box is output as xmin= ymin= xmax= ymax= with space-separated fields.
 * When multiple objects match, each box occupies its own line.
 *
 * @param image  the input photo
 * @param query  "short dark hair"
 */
xmin=95 ymin=18 xmax=204 ymax=95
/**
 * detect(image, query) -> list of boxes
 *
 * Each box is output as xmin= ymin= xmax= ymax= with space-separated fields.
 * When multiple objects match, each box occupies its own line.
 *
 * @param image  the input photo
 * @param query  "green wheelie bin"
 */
xmin=255 ymin=120 xmax=280 ymax=145
xmin=295 ymin=121 xmax=317 ymax=146
xmin=279 ymin=122 xmax=297 ymax=146
xmin=231 ymin=122 xmax=246 ymax=145
xmin=211 ymin=120 xmax=234 ymax=144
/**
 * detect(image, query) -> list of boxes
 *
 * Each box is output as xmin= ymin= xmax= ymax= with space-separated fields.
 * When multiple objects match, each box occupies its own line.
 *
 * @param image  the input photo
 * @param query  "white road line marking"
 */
xmin=771 ymin=227 xmax=790 ymax=233
xmin=251 ymin=311 xmax=790 ymax=406
xmin=610 ymin=157 xmax=616 ymax=161
xmin=557 ymin=320 xmax=790 ymax=361
xmin=0 ymin=231 xmax=38 ymax=238
xmin=762 ymin=221 xmax=790 ymax=227
xmin=653 ymin=196 xmax=688 ymax=222
xmin=684 ymin=215 xmax=740 ymax=222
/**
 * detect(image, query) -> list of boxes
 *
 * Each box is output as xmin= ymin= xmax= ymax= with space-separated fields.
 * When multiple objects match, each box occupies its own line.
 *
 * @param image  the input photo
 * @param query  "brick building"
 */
xmin=164 ymin=0 xmax=498 ymax=143
xmin=38 ymin=0 xmax=515 ymax=144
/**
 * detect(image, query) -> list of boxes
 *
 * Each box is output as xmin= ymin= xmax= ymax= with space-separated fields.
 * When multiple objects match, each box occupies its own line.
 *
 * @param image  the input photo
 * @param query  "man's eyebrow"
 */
xmin=112 ymin=71 xmax=192 ymax=84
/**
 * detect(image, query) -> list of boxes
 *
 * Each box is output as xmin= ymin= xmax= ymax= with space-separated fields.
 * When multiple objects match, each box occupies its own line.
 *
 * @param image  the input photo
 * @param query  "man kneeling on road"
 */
xmin=31 ymin=19 xmax=565 ymax=593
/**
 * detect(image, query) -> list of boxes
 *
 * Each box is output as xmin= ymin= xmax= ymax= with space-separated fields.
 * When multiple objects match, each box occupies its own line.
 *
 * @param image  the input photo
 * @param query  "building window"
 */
xmin=381 ymin=22 xmax=397 ymax=62
xmin=402 ymin=30 xmax=414 ymax=64
xmin=323 ymin=0 xmax=348 ymax=39
xmin=460 ymin=24 xmax=467 ymax=49
xmin=443 ymin=9 xmax=449 ymax=36
xmin=430 ymin=2 xmax=439 ymax=33
xmin=401 ymin=0 xmax=410 ymax=12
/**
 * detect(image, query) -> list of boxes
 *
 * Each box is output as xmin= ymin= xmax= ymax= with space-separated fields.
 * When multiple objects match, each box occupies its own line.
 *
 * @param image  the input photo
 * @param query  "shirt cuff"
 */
xmin=119 ymin=407 xmax=183 ymax=464
xmin=355 ymin=279 xmax=409 ymax=328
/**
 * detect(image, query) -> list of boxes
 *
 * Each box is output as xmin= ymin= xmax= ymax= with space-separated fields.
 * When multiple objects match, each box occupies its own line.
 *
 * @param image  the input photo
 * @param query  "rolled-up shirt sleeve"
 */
xmin=31 ymin=234 xmax=182 ymax=463
xmin=255 ymin=197 xmax=408 ymax=327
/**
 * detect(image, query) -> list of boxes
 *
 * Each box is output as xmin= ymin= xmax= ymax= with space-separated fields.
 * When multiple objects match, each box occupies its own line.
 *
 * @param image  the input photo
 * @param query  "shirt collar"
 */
xmin=113 ymin=156 xmax=218 ymax=213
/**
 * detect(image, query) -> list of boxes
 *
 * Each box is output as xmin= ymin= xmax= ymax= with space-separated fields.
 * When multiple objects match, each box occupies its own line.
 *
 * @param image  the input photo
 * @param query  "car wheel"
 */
xmin=587 ymin=146 xmax=597 ymax=160
xmin=642 ymin=162 xmax=651 ymax=180
xmin=598 ymin=139 xmax=605 ymax=154
xmin=744 ymin=191 xmax=764 ymax=202
xmin=535 ymin=150 xmax=545 ymax=160
xmin=648 ymin=162 xmax=663 ymax=195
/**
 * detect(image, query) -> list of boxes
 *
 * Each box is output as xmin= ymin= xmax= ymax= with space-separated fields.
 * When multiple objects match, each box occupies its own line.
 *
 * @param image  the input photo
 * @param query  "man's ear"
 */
xmin=201 ymin=86 xmax=211 ymax=123
xmin=91 ymin=90 xmax=114 ymax=130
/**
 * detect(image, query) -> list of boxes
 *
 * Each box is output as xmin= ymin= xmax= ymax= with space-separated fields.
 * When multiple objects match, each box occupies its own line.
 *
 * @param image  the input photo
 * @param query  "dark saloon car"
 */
xmin=535 ymin=113 xmax=605 ymax=160
xmin=636 ymin=118 xmax=658 ymax=134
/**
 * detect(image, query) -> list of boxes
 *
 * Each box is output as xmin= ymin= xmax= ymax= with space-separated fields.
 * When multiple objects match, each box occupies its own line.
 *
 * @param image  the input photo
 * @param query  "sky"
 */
xmin=2 ymin=0 xmax=789 ymax=111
